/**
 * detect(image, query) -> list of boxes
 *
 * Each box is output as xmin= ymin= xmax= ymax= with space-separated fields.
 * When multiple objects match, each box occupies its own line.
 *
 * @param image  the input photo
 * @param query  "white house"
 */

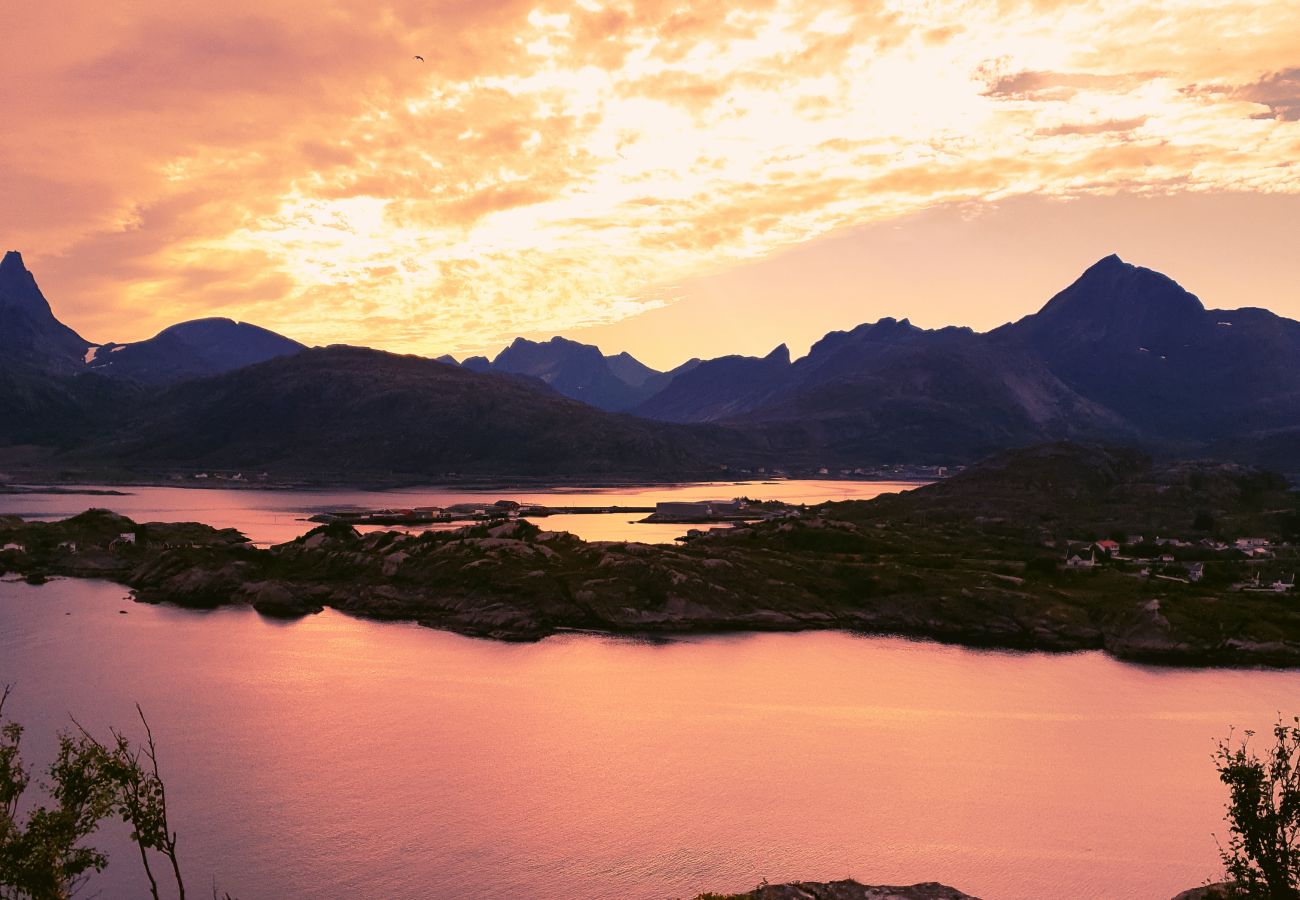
xmin=1065 ymin=552 xmax=1096 ymax=570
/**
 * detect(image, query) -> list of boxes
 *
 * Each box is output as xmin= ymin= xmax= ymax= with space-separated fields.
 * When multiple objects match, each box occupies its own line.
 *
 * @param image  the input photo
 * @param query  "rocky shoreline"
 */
xmin=693 ymin=881 xmax=980 ymax=900
xmin=4 ymin=445 xmax=1300 ymax=668
xmin=693 ymin=879 xmax=1233 ymax=899
xmin=2 ymin=506 xmax=1299 ymax=668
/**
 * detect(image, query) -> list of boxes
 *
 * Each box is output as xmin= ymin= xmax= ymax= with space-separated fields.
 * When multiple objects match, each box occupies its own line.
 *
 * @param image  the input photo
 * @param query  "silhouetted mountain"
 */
xmin=632 ymin=344 xmax=792 ymax=422
xmin=729 ymin=319 xmax=1129 ymax=463
xmin=444 ymin=336 xmax=679 ymax=412
xmin=628 ymin=255 xmax=1300 ymax=467
xmin=78 ymin=346 xmax=745 ymax=478
xmin=605 ymin=351 xmax=661 ymax=388
xmin=8 ymin=248 xmax=1300 ymax=475
xmin=0 ymin=251 xmax=92 ymax=374
xmin=488 ymin=337 xmax=642 ymax=410
xmin=995 ymin=254 xmax=1300 ymax=461
xmin=86 ymin=318 xmax=305 ymax=383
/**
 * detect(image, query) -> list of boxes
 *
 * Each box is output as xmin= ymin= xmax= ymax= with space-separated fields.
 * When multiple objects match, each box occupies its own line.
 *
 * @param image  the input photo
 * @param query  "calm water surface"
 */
xmin=3 ymin=577 xmax=1289 ymax=900
xmin=0 ymin=480 xmax=918 ymax=545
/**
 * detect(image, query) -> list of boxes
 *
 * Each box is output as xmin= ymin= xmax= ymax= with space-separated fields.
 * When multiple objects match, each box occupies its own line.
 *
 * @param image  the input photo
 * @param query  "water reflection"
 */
xmin=0 ymin=480 xmax=920 ymax=544
xmin=2 ymin=578 xmax=1286 ymax=900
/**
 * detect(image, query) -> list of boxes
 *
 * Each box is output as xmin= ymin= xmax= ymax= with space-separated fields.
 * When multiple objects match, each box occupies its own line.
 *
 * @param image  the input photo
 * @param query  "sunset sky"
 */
xmin=5 ymin=0 xmax=1300 ymax=368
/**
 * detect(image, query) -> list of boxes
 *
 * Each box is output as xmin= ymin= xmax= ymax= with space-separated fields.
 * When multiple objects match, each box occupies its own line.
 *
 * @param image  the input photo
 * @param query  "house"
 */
xmin=1 ymin=542 xmax=23 ymax=553
xmin=57 ymin=541 xmax=77 ymax=552
xmin=1065 ymin=552 xmax=1096 ymax=570
xmin=112 ymin=532 xmax=137 ymax=548
xmin=1186 ymin=562 xmax=1205 ymax=582
xmin=1236 ymin=538 xmax=1270 ymax=550
xmin=1095 ymin=540 xmax=1120 ymax=555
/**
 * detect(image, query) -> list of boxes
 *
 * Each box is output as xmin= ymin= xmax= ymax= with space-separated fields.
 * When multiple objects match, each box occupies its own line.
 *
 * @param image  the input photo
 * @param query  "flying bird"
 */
xmin=413 ymin=55 xmax=424 ymax=62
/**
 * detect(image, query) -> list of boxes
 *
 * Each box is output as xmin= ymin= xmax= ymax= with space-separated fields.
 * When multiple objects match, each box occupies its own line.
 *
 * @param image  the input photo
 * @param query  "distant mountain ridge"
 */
xmin=443 ymin=335 xmax=699 ymax=412
xmin=632 ymin=343 xmax=792 ymax=422
xmin=630 ymin=254 xmax=1300 ymax=468
xmin=4 ymin=247 xmax=1300 ymax=475
xmin=0 ymin=250 xmax=304 ymax=383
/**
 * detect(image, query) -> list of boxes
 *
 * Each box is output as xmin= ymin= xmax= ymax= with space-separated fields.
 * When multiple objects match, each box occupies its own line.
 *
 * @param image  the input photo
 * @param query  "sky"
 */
xmin=4 ymin=0 xmax=1299 ymax=369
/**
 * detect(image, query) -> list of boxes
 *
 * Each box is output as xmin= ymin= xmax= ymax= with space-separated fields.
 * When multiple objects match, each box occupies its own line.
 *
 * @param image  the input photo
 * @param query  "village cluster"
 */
xmin=1059 ymin=534 xmax=1296 ymax=592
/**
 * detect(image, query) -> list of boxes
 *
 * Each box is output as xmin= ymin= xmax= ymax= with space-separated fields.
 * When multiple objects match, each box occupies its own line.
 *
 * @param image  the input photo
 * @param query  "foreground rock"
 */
xmin=3 ymin=445 xmax=1300 ymax=667
xmin=694 ymin=881 xmax=979 ymax=900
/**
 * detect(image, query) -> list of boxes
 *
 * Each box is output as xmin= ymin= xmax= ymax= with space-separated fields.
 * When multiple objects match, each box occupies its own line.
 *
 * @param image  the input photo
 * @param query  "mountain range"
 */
xmin=447 ymin=336 xmax=700 ymax=412
xmin=2 ymin=247 xmax=1299 ymax=478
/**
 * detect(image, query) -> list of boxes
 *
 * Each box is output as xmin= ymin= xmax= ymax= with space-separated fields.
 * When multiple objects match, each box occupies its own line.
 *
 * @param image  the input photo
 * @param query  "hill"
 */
xmin=75 ymin=345 xmax=746 ymax=479
xmin=853 ymin=442 xmax=1296 ymax=537
xmin=86 ymin=318 xmax=304 ymax=383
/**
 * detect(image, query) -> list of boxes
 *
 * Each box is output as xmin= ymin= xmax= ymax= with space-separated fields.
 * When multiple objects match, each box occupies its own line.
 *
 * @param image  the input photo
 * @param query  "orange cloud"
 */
xmin=2 ymin=0 xmax=1298 ymax=356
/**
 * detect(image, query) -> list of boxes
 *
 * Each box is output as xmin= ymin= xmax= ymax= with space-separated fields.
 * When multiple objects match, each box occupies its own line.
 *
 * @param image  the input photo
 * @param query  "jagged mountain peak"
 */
xmin=0 ymin=249 xmax=92 ymax=372
xmin=1 ymin=249 xmax=28 ymax=272
xmin=1035 ymin=253 xmax=1206 ymax=323
xmin=0 ymin=249 xmax=48 ymax=309
xmin=765 ymin=343 xmax=791 ymax=364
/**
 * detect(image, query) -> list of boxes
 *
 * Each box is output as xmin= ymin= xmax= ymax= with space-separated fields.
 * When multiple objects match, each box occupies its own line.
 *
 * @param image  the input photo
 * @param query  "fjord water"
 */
xmin=0 ymin=479 xmax=917 ymax=545
xmin=4 ymin=579 xmax=1293 ymax=900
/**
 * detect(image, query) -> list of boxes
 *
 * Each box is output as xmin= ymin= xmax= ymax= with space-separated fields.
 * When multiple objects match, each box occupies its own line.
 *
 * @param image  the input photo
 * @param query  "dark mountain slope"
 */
xmin=605 ymin=351 xmax=661 ymax=388
xmin=488 ymin=336 xmax=649 ymax=411
xmin=86 ymin=318 xmax=305 ymax=383
xmin=994 ymin=254 xmax=1300 ymax=441
xmin=631 ymin=344 xmax=792 ymax=422
xmin=80 ymin=345 xmax=746 ymax=478
xmin=448 ymin=337 xmax=682 ymax=412
xmin=724 ymin=319 xmax=1130 ymax=463
xmin=0 ymin=251 xmax=92 ymax=374
xmin=0 ymin=362 xmax=141 ymax=448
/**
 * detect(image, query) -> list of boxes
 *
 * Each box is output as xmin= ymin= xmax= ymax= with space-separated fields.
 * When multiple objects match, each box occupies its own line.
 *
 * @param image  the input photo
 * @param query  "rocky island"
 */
xmin=693 ymin=881 xmax=980 ymax=899
xmin=3 ymin=443 xmax=1299 ymax=667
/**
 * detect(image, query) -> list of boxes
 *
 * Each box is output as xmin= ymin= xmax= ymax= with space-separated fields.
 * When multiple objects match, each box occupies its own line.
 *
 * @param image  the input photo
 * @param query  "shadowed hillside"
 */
xmin=76 ymin=345 xmax=749 ymax=479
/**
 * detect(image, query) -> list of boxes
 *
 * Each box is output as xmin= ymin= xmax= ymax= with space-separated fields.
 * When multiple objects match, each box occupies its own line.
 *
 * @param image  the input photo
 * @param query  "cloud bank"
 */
xmin=4 ymin=0 xmax=1299 ymax=352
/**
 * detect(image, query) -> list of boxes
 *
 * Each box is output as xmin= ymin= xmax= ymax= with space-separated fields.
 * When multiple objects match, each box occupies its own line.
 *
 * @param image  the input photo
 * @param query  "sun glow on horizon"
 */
xmin=3 ymin=0 xmax=1299 ymax=357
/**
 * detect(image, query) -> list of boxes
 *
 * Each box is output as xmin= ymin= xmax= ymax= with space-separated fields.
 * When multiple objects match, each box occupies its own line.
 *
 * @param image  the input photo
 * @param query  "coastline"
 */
xmin=5 ymin=503 xmax=1300 ymax=670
